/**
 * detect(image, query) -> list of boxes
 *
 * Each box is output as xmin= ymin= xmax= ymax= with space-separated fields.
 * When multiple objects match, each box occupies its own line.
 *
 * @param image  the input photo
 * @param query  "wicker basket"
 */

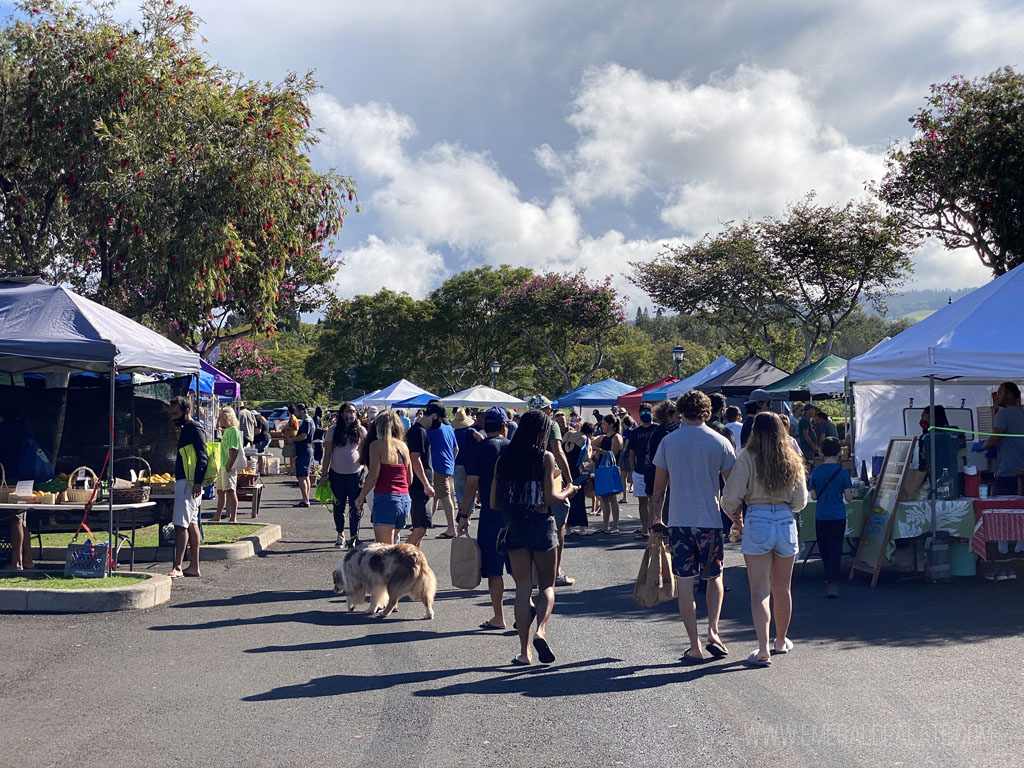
xmin=111 ymin=456 xmax=152 ymax=504
xmin=237 ymin=472 xmax=258 ymax=489
xmin=0 ymin=463 xmax=10 ymax=504
xmin=65 ymin=466 xmax=101 ymax=504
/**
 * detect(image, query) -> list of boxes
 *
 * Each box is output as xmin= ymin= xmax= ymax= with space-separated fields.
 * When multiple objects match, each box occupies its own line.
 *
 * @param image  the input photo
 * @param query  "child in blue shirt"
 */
xmin=809 ymin=436 xmax=852 ymax=598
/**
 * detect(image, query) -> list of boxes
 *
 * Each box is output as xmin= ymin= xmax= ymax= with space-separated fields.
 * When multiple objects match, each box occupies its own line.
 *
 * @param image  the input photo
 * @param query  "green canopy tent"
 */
xmin=764 ymin=355 xmax=847 ymax=401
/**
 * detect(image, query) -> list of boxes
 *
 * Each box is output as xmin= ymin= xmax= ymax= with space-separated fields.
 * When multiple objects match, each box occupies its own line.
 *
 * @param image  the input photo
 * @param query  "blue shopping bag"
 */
xmin=593 ymin=451 xmax=623 ymax=497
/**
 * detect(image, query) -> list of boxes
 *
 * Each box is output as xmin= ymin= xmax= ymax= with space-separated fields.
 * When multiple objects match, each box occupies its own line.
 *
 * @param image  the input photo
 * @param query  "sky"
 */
xmin=108 ymin=0 xmax=1024 ymax=309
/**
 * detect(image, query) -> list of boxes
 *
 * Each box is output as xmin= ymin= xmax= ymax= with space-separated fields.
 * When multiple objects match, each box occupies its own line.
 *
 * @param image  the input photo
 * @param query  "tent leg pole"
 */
xmin=108 ymin=363 xmax=116 ymax=577
xmin=929 ymin=375 xmax=937 ymax=535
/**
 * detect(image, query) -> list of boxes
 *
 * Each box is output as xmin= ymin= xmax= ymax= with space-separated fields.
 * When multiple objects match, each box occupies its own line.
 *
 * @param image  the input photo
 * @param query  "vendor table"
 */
xmin=971 ymin=497 xmax=1024 ymax=560
xmin=0 ymin=501 xmax=157 ymax=571
xmin=152 ymin=484 xmax=263 ymax=518
xmin=797 ymin=496 xmax=975 ymax=562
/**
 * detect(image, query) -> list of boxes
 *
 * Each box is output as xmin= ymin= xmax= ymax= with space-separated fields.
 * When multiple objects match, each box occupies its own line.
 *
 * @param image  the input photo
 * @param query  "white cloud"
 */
xmin=906 ymin=241 xmax=991 ymax=292
xmin=331 ymin=236 xmax=447 ymax=299
xmin=541 ymin=64 xmax=884 ymax=235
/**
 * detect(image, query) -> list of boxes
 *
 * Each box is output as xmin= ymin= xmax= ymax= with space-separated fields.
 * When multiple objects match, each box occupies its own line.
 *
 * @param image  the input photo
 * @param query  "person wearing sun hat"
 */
xmin=529 ymin=394 xmax=576 ymax=587
xmin=451 ymin=408 xmax=478 ymax=507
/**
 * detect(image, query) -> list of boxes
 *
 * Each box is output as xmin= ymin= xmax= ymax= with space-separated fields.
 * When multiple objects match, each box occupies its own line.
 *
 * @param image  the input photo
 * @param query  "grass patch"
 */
xmin=0 ymin=573 xmax=147 ymax=589
xmin=38 ymin=523 xmax=263 ymax=548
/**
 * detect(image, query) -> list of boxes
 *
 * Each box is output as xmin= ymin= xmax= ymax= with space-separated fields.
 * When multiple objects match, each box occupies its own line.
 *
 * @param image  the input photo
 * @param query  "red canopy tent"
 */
xmin=616 ymin=376 xmax=678 ymax=420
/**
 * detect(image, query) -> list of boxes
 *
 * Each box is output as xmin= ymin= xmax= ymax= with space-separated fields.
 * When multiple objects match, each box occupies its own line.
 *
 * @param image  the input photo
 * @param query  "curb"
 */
xmin=0 ymin=572 xmax=171 ymax=613
xmin=37 ymin=523 xmax=282 ymax=563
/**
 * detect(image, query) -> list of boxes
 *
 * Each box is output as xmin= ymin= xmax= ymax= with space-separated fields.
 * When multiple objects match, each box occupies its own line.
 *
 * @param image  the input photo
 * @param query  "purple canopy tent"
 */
xmin=200 ymin=359 xmax=240 ymax=400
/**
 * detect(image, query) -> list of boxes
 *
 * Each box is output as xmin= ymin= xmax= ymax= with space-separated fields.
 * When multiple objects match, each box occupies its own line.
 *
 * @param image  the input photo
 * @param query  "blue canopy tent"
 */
xmin=393 ymin=392 xmax=437 ymax=408
xmin=553 ymin=378 xmax=635 ymax=408
xmin=642 ymin=356 xmax=736 ymax=402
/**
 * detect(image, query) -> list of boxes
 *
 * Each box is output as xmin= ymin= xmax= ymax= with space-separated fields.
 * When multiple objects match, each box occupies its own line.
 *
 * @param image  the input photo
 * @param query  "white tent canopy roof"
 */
xmin=350 ymin=388 xmax=382 ymax=408
xmin=0 ymin=278 xmax=200 ymax=374
xmin=440 ymin=385 xmax=527 ymax=410
xmin=847 ymin=264 xmax=1020 ymax=383
xmin=362 ymin=379 xmax=437 ymax=408
xmin=647 ymin=356 xmax=736 ymax=401
xmin=809 ymin=366 xmax=847 ymax=396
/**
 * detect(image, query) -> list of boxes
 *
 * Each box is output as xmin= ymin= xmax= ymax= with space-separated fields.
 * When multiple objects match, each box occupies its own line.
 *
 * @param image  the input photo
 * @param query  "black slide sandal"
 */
xmin=533 ymin=637 xmax=555 ymax=664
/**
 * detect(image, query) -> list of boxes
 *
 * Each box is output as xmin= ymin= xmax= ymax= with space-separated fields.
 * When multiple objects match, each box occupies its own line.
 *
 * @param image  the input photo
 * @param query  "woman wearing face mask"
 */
xmin=591 ymin=414 xmax=623 ymax=533
xmin=320 ymin=402 xmax=367 ymax=548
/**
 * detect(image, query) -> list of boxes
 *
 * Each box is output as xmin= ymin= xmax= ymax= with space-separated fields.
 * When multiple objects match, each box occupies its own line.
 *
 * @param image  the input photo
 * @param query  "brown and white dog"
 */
xmin=333 ymin=542 xmax=437 ymax=619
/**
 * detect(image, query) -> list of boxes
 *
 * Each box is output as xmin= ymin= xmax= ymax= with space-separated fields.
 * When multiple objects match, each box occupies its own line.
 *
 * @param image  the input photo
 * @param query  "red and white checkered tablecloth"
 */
xmin=972 ymin=498 xmax=1024 ymax=560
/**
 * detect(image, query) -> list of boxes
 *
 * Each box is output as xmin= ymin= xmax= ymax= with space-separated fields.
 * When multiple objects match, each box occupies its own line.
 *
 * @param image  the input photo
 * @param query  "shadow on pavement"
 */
xmin=174 ymin=589 xmax=337 ymax=609
xmin=150 ymin=607 xmax=448 ymax=631
xmin=245 ymin=628 xmax=481 ymax=654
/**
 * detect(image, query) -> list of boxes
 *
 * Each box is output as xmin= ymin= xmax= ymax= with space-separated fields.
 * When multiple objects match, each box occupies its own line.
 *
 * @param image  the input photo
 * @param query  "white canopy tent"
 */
xmin=362 ymin=379 xmax=437 ymax=409
xmin=440 ymin=385 xmax=527 ymax=411
xmin=809 ymin=366 xmax=847 ymax=396
xmin=350 ymin=388 xmax=382 ymax=408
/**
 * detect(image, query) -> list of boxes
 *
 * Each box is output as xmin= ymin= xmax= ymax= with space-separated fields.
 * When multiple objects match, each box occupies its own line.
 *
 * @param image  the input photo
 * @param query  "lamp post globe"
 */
xmin=490 ymin=360 xmax=501 ymax=390
xmin=671 ymin=345 xmax=685 ymax=379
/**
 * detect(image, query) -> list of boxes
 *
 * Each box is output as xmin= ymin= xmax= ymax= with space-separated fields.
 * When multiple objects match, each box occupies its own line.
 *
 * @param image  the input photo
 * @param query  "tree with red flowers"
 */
xmin=498 ymin=271 xmax=627 ymax=393
xmin=0 ymin=0 xmax=356 ymax=348
xmin=879 ymin=67 xmax=1024 ymax=276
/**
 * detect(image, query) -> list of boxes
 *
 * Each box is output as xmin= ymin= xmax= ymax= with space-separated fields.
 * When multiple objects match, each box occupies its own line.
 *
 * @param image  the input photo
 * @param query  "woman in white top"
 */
xmin=722 ymin=412 xmax=808 ymax=667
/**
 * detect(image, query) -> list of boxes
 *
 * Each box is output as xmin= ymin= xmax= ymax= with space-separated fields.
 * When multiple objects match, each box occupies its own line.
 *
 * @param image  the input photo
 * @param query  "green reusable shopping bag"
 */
xmin=314 ymin=481 xmax=336 ymax=508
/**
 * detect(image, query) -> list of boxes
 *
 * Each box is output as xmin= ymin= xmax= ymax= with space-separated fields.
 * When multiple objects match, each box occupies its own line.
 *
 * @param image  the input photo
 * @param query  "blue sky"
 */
xmin=103 ymin=1 xmax=1024 ymax=307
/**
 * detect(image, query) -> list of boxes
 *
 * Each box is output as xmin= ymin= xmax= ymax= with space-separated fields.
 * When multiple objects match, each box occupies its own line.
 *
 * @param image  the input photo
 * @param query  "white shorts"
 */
xmin=216 ymin=469 xmax=238 ymax=492
xmin=632 ymin=472 xmax=648 ymax=498
xmin=174 ymin=479 xmax=201 ymax=527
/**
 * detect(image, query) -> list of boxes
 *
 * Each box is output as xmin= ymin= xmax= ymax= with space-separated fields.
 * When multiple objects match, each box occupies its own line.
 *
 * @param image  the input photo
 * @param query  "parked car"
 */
xmin=259 ymin=408 xmax=290 ymax=431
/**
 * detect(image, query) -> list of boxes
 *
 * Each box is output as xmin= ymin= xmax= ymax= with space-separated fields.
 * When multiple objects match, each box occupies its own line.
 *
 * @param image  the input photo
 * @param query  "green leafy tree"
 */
xmin=0 ymin=0 xmax=355 ymax=347
xmin=632 ymin=196 xmax=914 ymax=368
xmin=305 ymin=289 xmax=433 ymax=401
xmin=879 ymin=66 xmax=1024 ymax=276
xmin=498 ymin=271 xmax=626 ymax=394
xmin=426 ymin=265 xmax=534 ymax=394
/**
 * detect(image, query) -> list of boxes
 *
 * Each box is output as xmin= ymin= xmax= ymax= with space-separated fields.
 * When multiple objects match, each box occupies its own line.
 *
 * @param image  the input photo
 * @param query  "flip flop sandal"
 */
xmin=512 ymin=605 xmax=537 ymax=631
xmin=168 ymin=570 xmax=184 ymax=579
xmin=744 ymin=651 xmax=772 ymax=668
xmin=680 ymin=649 xmax=708 ymax=665
xmin=435 ymin=532 xmax=455 ymax=539
xmin=533 ymin=636 xmax=556 ymax=664
xmin=705 ymin=641 xmax=729 ymax=658
xmin=510 ymin=657 xmax=530 ymax=667
xmin=771 ymin=638 xmax=794 ymax=655
xmin=479 ymin=622 xmax=504 ymax=630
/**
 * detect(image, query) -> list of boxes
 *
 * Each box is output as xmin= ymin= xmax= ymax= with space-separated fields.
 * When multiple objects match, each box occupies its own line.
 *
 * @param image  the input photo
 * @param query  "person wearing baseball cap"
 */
xmin=740 ymin=389 xmax=773 ymax=448
xmin=423 ymin=401 xmax=460 ymax=539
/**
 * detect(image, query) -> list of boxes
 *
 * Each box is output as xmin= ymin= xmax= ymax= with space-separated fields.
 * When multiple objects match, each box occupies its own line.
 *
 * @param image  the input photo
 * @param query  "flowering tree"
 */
xmin=879 ymin=67 xmax=1024 ymax=276
xmin=0 ymin=0 xmax=356 ymax=347
xmin=499 ymin=271 xmax=627 ymax=393
xmin=218 ymin=338 xmax=278 ymax=383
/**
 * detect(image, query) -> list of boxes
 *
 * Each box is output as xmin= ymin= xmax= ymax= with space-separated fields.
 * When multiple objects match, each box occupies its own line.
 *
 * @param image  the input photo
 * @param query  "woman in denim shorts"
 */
xmin=722 ymin=412 xmax=808 ymax=667
xmin=356 ymin=412 xmax=412 ymax=545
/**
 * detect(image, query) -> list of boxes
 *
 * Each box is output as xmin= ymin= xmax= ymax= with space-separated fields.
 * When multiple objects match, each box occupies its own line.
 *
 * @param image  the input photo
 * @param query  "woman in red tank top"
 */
xmin=356 ymin=412 xmax=413 ymax=544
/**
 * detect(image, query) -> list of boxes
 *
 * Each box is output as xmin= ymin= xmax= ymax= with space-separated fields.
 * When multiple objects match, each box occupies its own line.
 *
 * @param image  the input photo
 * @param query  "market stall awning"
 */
xmin=363 ymin=379 xmax=437 ymax=408
xmin=809 ymin=366 xmax=847 ymax=396
xmin=393 ymin=392 xmax=437 ymax=408
xmin=643 ymin=356 xmax=736 ymax=402
xmin=553 ymin=378 xmax=635 ymax=408
xmin=616 ymin=376 xmax=678 ymax=417
xmin=847 ymin=263 xmax=1022 ymax=383
xmin=351 ymin=388 xmax=382 ymax=408
xmin=0 ymin=277 xmax=199 ymax=374
xmin=764 ymin=355 xmax=847 ymax=401
xmin=698 ymin=354 xmax=789 ymax=396
xmin=200 ymin=359 xmax=240 ymax=399
xmin=440 ymin=385 xmax=527 ymax=411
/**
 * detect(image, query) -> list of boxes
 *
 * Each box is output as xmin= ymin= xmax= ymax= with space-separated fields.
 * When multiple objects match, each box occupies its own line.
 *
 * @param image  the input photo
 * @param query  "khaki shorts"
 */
xmin=434 ymin=472 xmax=455 ymax=502
xmin=215 ymin=469 xmax=237 ymax=492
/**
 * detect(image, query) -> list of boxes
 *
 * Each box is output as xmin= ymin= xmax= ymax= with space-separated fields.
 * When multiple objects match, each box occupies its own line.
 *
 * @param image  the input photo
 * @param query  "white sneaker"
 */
xmin=996 ymin=571 xmax=1011 ymax=581
xmin=1009 ymin=571 xmax=1018 ymax=580
xmin=335 ymin=535 xmax=346 ymax=548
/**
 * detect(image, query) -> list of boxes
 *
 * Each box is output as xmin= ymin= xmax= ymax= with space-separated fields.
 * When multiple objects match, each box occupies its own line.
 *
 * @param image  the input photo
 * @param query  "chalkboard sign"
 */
xmin=850 ymin=436 xmax=917 ymax=587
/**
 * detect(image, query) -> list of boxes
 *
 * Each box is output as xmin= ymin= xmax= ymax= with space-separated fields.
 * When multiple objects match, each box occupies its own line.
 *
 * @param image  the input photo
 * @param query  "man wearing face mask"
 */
xmin=628 ymin=405 xmax=658 ymax=538
xmin=169 ymin=396 xmax=207 ymax=579
xmin=424 ymin=401 xmax=459 ymax=539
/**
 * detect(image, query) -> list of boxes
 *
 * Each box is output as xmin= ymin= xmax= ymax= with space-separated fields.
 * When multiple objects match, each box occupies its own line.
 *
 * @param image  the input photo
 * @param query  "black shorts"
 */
xmin=504 ymin=510 xmax=558 ymax=553
xmin=669 ymin=526 xmax=724 ymax=580
xmin=409 ymin=487 xmax=432 ymax=529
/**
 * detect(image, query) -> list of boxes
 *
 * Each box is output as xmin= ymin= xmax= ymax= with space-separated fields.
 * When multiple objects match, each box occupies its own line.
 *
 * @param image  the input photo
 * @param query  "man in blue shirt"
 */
xmin=424 ymin=401 xmax=459 ymax=538
xmin=458 ymin=407 xmax=510 ymax=628
xmin=809 ymin=437 xmax=852 ymax=598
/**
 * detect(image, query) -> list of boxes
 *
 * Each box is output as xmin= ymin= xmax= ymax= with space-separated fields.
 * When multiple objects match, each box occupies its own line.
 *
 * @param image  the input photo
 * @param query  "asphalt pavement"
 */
xmin=2 ymin=469 xmax=1024 ymax=768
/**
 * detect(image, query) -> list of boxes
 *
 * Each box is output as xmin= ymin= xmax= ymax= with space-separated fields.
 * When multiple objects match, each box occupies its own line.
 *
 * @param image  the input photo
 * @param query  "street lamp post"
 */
xmin=490 ymin=360 xmax=501 ymax=390
xmin=346 ymin=368 xmax=356 ymax=401
xmin=671 ymin=345 xmax=685 ymax=379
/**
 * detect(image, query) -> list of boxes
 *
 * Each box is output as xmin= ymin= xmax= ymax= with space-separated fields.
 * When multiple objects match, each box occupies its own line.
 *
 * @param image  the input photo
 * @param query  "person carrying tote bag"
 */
xmin=591 ymin=415 xmax=623 ymax=533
